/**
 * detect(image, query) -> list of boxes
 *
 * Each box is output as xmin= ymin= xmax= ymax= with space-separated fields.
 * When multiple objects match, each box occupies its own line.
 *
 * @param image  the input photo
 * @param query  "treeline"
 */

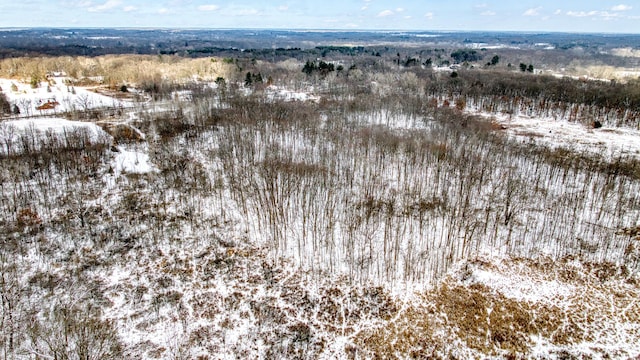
xmin=431 ymin=70 xmax=640 ymax=111
xmin=421 ymin=70 xmax=640 ymax=127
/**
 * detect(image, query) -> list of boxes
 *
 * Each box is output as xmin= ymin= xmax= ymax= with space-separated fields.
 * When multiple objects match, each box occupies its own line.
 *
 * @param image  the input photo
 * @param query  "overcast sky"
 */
xmin=1 ymin=1 xmax=638 ymax=33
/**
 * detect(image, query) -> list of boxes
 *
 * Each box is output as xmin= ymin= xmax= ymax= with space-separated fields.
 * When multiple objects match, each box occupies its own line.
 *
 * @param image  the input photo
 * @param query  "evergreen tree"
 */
xmin=302 ymin=60 xmax=316 ymax=75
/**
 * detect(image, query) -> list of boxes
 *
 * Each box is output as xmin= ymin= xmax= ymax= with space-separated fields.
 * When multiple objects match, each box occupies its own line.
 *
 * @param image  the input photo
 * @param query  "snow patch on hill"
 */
xmin=475 ymin=111 xmax=640 ymax=160
xmin=460 ymin=258 xmax=575 ymax=304
xmin=112 ymin=147 xmax=158 ymax=175
xmin=266 ymin=85 xmax=320 ymax=102
xmin=0 ymin=77 xmax=133 ymax=116
xmin=0 ymin=117 xmax=111 ymax=155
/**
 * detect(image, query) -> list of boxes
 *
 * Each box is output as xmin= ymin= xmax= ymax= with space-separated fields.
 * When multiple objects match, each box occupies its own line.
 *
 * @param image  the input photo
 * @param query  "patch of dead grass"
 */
xmin=353 ymin=257 xmax=640 ymax=358
xmin=0 ymin=55 xmax=235 ymax=85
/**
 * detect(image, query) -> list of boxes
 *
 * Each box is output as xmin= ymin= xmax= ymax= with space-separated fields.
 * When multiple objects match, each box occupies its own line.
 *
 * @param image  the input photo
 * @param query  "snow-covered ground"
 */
xmin=111 ymin=147 xmax=158 ymax=176
xmin=0 ymin=77 xmax=134 ymax=116
xmin=266 ymin=85 xmax=320 ymax=102
xmin=449 ymin=257 xmax=640 ymax=358
xmin=478 ymin=111 xmax=640 ymax=160
xmin=460 ymin=257 xmax=575 ymax=305
xmin=0 ymin=117 xmax=112 ymax=155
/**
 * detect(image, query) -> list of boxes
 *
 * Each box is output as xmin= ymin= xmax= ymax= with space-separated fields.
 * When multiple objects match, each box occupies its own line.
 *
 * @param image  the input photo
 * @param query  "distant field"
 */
xmin=0 ymin=55 xmax=234 ymax=85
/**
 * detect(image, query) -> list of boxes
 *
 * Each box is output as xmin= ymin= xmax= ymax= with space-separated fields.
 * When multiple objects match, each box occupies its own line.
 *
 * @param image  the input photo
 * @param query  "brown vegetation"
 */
xmin=354 ymin=258 xmax=640 ymax=358
xmin=0 ymin=55 xmax=234 ymax=86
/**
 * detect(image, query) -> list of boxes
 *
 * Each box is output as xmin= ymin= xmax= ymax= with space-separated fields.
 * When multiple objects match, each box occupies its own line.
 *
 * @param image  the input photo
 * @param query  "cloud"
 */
xmin=157 ymin=8 xmax=170 ymax=14
xmin=424 ymin=12 xmax=434 ymax=19
xmin=566 ymin=10 xmax=598 ymax=17
xmin=475 ymin=3 xmax=494 ymax=16
xmin=377 ymin=10 xmax=394 ymax=17
xmin=611 ymin=4 xmax=632 ymax=11
xmin=123 ymin=5 xmax=136 ymax=12
xmin=554 ymin=9 xmax=562 ymax=15
xmin=523 ymin=7 xmax=542 ymax=16
xmin=599 ymin=11 xmax=625 ymax=20
xmin=87 ymin=0 xmax=122 ymax=12
xmin=563 ymin=8 xmax=635 ymax=20
xmin=396 ymin=8 xmax=404 ymax=12
xmin=278 ymin=5 xmax=288 ymax=11
xmin=198 ymin=4 xmax=219 ymax=11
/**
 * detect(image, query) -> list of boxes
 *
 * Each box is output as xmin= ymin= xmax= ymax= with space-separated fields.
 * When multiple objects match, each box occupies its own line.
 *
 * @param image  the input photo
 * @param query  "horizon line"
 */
xmin=0 ymin=27 xmax=639 ymax=36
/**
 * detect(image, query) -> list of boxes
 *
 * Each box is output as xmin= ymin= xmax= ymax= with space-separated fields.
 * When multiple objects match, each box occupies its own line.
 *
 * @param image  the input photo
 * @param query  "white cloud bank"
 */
xmin=611 ymin=4 xmax=632 ymax=11
xmin=523 ymin=7 xmax=542 ymax=16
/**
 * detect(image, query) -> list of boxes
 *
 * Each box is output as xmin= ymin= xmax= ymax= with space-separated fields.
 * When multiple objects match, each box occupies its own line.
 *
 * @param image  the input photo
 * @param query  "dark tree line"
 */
xmin=302 ymin=60 xmax=338 ymax=76
xmin=451 ymin=49 xmax=483 ymax=63
xmin=427 ymin=70 xmax=640 ymax=113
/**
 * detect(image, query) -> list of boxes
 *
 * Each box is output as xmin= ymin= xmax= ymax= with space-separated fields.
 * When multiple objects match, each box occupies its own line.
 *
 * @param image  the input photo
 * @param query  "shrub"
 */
xmin=30 ymin=74 xmax=41 ymax=88
xmin=0 ymin=92 xmax=10 ymax=114
xmin=16 ymin=208 xmax=42 ymax=228
xmin=27 ymin=306 xmax=123 ymax=360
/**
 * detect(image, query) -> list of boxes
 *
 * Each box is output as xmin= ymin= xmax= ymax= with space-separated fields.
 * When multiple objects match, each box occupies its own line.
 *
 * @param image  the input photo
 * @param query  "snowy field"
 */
xmin=0 ymin=117 xmax=111 ymax=155
xmin=480 ymin=111 xmax=640 ymax=161
xmin=0 ymin=77 xmax=134 ymax=116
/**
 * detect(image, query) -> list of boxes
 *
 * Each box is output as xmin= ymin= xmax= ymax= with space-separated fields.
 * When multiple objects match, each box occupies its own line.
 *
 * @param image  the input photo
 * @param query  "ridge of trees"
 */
xmin=429 ymin=70 xmax=640 ymax=112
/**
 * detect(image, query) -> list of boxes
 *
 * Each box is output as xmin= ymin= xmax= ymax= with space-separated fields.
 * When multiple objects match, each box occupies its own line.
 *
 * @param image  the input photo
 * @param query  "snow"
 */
xmin=112 ymin=148 xmax=158 ymax=175
xmin=266 ymin=85 xmax=320 ymax=102
xmin=0 ymin=77 xmax=132 ymax=116
xmin=474 ymin=111 xmax=640 ymax=161
xmin=2 ymin=76 xmax=639 ymax=358
xmin=352 ymin=111 xmax=426 ymax=130
xmin=447 ymin=257 xmax=640 ymax=358
xmin=464 ymin=43 xmax=521 ymax=50
xmin=461 ymin=259 xmax=575 ymax=304
xmin=0 ymin=117 xmax=112 ymax=155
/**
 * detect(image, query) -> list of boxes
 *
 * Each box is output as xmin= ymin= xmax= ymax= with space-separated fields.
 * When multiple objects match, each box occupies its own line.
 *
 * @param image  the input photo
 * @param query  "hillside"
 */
xmin=1 ymin=47 xmax=640 ymax=359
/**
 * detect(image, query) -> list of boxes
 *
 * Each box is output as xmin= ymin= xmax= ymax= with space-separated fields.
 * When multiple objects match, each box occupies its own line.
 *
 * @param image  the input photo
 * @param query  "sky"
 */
xmin=0 ymin=1 xmax=639 ymax=33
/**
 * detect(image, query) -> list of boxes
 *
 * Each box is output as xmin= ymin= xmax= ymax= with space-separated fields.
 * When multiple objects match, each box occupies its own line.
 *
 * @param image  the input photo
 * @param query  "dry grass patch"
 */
xmin=0 ymin=55 xmax=235 ymax=85
xmin=353 ymin=257 xmax=640 ymax=358
xmin=355 ymin=301 xmax=447 ymax=358
xmin=98 ymin=122 xmax=145 ymax=143
xmin=565 ymin=60 xmax=640 ymax=82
